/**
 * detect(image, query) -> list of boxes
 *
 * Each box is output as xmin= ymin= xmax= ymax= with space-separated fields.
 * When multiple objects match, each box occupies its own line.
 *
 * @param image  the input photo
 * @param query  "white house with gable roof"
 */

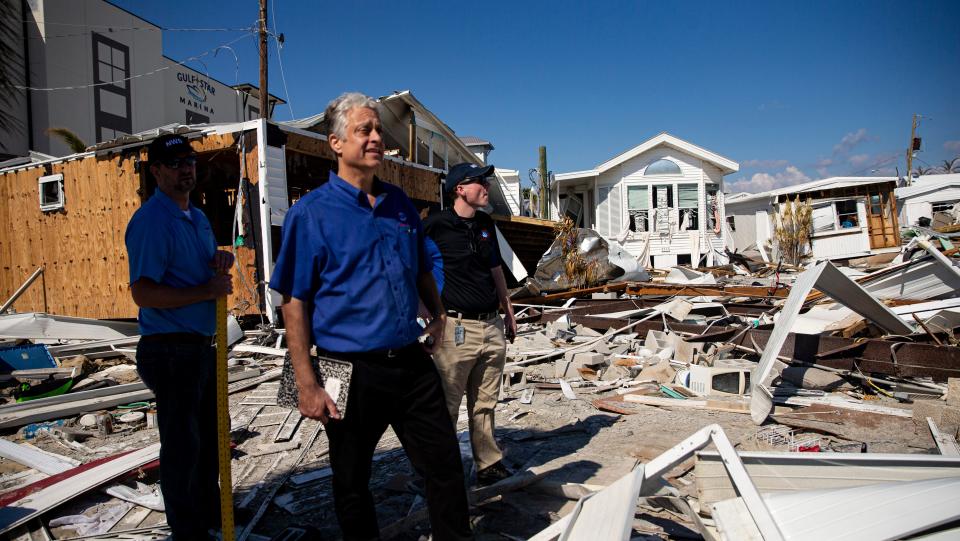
xmin=552 ymin=132 xmax=739 ymax=268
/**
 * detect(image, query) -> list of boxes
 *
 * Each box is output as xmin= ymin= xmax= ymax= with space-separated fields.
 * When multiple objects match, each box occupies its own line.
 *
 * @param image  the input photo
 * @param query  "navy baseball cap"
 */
xmin=148 ymin=134 xmax=193 ymax=164
xmin=444 ymin=163 xmax=495 ymax=194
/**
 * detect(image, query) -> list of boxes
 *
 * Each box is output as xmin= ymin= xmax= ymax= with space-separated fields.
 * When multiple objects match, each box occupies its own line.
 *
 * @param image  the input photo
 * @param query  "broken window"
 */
xmin=932 ymin=200 xmax=960 ymax=213
xmin=811 ymin=199 xmax=860 ymax=234
xmin=836 ymin=199 xmax=859 ymax=228
xmin=39 ymin=174 xmax=65 ymax=212
xmin=627 ymin=185 xmax=649 ymax=232
xmin=726 ymin=215 xmax=736 ymax=232
xmin=706 ymin=187 xmax=719 ymax=230
xmin=654 ymin=185 xmax=673 ymax=232
xmin=678 ymin=184 xmax=698 ymax=230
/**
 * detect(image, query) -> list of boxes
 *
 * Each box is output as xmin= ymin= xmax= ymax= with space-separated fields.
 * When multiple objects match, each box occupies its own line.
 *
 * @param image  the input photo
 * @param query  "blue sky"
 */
xmin=114 ymin=0 xmax=960 ymax=193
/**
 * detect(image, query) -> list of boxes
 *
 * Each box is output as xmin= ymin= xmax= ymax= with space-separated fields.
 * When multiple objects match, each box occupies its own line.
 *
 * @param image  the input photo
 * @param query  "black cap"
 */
xmin=444 ymin=163 xmax=495 ymax=194
xmin=148 ymin=134 xmax=193 ymax=164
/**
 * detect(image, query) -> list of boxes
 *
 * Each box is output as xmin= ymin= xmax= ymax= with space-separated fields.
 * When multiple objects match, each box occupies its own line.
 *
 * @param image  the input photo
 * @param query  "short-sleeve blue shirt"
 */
xmin=269 ymin=172 xmax=429 ymax=353
xmin=125 ymin=189 xmax=216 ymax=336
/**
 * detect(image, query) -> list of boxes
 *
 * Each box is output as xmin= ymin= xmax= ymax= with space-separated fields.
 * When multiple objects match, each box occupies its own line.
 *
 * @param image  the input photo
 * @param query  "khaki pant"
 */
xmin=432 ymin=314 xmax=506 ymax=470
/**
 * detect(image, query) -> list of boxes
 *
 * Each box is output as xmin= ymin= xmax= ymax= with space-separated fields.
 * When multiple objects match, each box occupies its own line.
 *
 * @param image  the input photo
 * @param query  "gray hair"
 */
xmin=325 ymin=92 xmax=379 ymax=140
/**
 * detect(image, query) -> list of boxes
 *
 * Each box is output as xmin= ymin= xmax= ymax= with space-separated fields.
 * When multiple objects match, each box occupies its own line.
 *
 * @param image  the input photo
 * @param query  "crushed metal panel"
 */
xmin=812 ymin=261 xmax=913 ymax=335
xmin=0 ymin=439 xmax=77 ymax=475
xmin=559 ymin=465 xmax=644 ymax=541
xmin=0 ymin=443 xmax=161 ymax=534
xmin=861 ymin=256 xmax=960 ymax=300
xmin=751 ymin=260 xmax=912 ymax=424
xmin=764 ymin=477 xmax=960 ymax=540
xmin=0 ymin=313 xmax=139 ymax=341
xmin=696 ymin=451 xmax=960 ymax=508
xmin=532 ymin=424 xmax=784 ymax=541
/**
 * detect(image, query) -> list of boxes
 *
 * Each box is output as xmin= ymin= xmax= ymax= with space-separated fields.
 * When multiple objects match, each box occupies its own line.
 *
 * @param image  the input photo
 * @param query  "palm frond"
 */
xmin=46 ymin=127 xmax=88 ymax=154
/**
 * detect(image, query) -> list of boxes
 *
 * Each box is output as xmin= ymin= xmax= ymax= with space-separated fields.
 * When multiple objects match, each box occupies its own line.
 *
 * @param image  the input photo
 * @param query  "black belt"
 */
xmin=318 ymin=342 xmax=421 ymax=362
xmin=140 ymin=333 xmax=214 ymax=346
xmin=447 ymin=309 xmax=499 ymax=321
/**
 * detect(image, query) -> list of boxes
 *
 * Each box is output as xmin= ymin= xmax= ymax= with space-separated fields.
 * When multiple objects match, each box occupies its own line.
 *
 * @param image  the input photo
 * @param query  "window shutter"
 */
xmin=597 ymin=187 xmax=610 ymax=236
xmin=609 ymin=184 xmax=622 ymax=235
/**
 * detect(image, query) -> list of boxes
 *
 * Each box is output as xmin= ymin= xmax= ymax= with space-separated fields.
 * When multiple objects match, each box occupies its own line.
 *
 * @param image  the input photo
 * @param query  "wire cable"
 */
xmin=270 ymin=0 xmax=295 ymax=119
xmin=13 ymin=31 xmax=255 ymax=91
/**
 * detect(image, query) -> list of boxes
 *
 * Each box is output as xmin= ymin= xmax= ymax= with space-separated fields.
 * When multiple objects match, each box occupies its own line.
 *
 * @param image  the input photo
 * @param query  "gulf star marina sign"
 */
xmin=177 ymin=71 xmax=217 ymax=115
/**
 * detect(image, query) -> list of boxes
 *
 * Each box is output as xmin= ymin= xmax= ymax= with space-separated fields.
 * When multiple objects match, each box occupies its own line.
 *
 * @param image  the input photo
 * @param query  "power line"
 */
xmin=18 ymin=25 xmax=256 ymax=41
xmin=13 ymin=32 xmax=256 ymax=91
xmin=270 ymin=0 xmax=294 ymax=119
xmin=2 ymin=17 xmax=252 ymax=32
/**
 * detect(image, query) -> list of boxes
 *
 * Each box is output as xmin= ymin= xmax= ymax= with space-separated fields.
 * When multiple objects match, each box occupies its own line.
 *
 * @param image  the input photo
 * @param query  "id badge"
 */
xmin=454 ymin=324 xmax=465 ymax=346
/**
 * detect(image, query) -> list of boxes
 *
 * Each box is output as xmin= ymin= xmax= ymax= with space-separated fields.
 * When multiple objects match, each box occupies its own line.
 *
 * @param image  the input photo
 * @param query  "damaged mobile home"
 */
xmin=0 ymin=91 xmax=551 ymax=323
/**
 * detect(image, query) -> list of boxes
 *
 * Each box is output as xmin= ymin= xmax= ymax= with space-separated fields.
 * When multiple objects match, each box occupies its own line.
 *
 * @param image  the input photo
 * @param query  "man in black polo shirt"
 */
xmin=423 ymin=162 xmax=517 ymax=486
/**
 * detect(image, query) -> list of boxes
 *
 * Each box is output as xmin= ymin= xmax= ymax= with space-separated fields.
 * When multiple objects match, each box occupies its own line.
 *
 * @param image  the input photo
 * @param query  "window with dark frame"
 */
xmin=39 ymin=174 xmax=65 ymax=211
xmin=92 ymin=33 xmax=132 ymax=142
xmin=931 ymin=200 xmax=959 ymax=213
xmin=678 ymin=184 xmax=698 ymax=230
xmin=626 ymin=185 xmax=649 ymax=232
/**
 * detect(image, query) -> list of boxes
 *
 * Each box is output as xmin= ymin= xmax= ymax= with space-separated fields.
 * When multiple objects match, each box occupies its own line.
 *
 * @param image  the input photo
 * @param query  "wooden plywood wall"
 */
xmin=0 ymin=151 xmax=143 ymax=318
xmin=0 ymin=133 xmax=262 ymax=320
xmin=0 ymin=129 xmax=439 ymax=321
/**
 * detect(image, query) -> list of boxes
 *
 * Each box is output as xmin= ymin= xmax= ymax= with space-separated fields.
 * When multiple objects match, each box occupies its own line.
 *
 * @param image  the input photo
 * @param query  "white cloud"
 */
xmin=742 ymin=159 xmax=789 ymax=169
xmin=848 ymin=154 xmax=871 ymax=167
xmin=726 ymin=165 xmax=811 ymax=194
xmin=833 ymin=128 xmax=872 ymax=155
xmin=944 ymin=140 xmax=960 ymax=154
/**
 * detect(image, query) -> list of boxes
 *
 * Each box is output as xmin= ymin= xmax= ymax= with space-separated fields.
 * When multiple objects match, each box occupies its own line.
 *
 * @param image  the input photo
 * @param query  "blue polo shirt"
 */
xmin=269 ymin=172 xmax=429 ymax=353
xmin=125 ymin=189 xmax=216 ymax=336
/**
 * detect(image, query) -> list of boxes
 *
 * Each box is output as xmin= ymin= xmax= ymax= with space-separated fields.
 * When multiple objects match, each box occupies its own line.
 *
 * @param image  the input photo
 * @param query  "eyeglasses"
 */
xmin=460 ymin=177 xmax=490 ymax=188
xmin=160 ymin=156 xmax=197 ymax=169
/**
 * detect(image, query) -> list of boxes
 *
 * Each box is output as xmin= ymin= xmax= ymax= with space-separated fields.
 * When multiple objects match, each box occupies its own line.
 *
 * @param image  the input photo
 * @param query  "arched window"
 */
xmin=644 ymin=159 xmax=682 ymax=176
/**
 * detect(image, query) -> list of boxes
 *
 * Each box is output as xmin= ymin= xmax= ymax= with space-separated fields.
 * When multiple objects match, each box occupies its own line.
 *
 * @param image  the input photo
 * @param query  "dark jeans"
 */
xmin=137 ymin=339 xmax=221 ymax=541
xmin=324 ymin=345 xmax=472 ymax=541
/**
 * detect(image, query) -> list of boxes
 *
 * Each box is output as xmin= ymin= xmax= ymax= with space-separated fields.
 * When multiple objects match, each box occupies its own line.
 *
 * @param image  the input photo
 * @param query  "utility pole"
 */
xmin=539 ymin=146 xmax=549 ymax=219
xmin=258 ymin=0 xmax=269 ymax=119
xmin=905 ymin=113 xmax=919 ymax=186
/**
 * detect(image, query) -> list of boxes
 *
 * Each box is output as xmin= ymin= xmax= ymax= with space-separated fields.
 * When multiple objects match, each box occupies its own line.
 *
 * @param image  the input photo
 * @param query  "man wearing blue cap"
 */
xmin=423 ymin=162 xmax=517 ymax=487
xmin=125 ymin=133 xmax=234 ymax=540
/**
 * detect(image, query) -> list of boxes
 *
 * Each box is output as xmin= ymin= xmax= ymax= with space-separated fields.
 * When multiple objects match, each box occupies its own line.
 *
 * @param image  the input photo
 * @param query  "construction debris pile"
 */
xmin=1 ymin=231 xmax=959 ymax=540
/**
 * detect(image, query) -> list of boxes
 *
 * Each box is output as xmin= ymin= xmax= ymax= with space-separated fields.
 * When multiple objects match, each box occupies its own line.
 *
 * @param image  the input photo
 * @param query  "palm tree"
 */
xmin=939 ymin=157 xmax=960 ymax=174
xmin=913 ymin=165 xmax=936 ymax=177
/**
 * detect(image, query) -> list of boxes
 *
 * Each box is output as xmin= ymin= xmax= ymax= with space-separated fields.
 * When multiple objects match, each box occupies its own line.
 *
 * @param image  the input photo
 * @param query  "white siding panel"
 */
xmin=810 ymin=230 xmax=871 ymax=259
xmin=264 ymin=145 xmax=289 ymax=226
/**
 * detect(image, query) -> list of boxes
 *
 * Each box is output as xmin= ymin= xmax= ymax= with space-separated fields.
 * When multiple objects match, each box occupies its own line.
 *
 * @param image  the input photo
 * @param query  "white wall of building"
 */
xmin=561 ymin=145 xmax=730 ymax=267
xmin=27 ymin=0 xmax=165 ymax=155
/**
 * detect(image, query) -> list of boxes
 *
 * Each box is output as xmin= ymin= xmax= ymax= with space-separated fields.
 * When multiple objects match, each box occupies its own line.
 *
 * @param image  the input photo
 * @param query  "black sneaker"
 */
xmin=476 ymin=461 xmax=513 ymax=487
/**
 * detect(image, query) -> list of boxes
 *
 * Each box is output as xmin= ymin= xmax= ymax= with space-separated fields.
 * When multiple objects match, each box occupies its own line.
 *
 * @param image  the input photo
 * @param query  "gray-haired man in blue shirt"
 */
xmin=270 ymin=93 xmax=471 ymax=540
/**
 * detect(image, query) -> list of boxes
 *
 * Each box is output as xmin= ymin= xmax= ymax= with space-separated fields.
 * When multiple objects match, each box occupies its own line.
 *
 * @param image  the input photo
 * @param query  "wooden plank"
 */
xmin=274 ymin=410 xmax=302 ymax=442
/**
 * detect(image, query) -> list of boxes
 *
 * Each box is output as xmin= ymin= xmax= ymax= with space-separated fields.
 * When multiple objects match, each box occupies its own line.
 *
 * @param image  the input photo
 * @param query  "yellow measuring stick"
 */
xmin=216 ymin=296 xmax=235 ymax=541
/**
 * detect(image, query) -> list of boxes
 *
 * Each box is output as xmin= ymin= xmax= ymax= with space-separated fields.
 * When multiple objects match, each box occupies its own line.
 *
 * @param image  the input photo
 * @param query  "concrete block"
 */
xmin=947 ymin=378 xmax=960 ymax=407
xmin=914 ymin=400 xmax=960 ymax=437
xmin=570 ymin=352 xmax=605 ymax=368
